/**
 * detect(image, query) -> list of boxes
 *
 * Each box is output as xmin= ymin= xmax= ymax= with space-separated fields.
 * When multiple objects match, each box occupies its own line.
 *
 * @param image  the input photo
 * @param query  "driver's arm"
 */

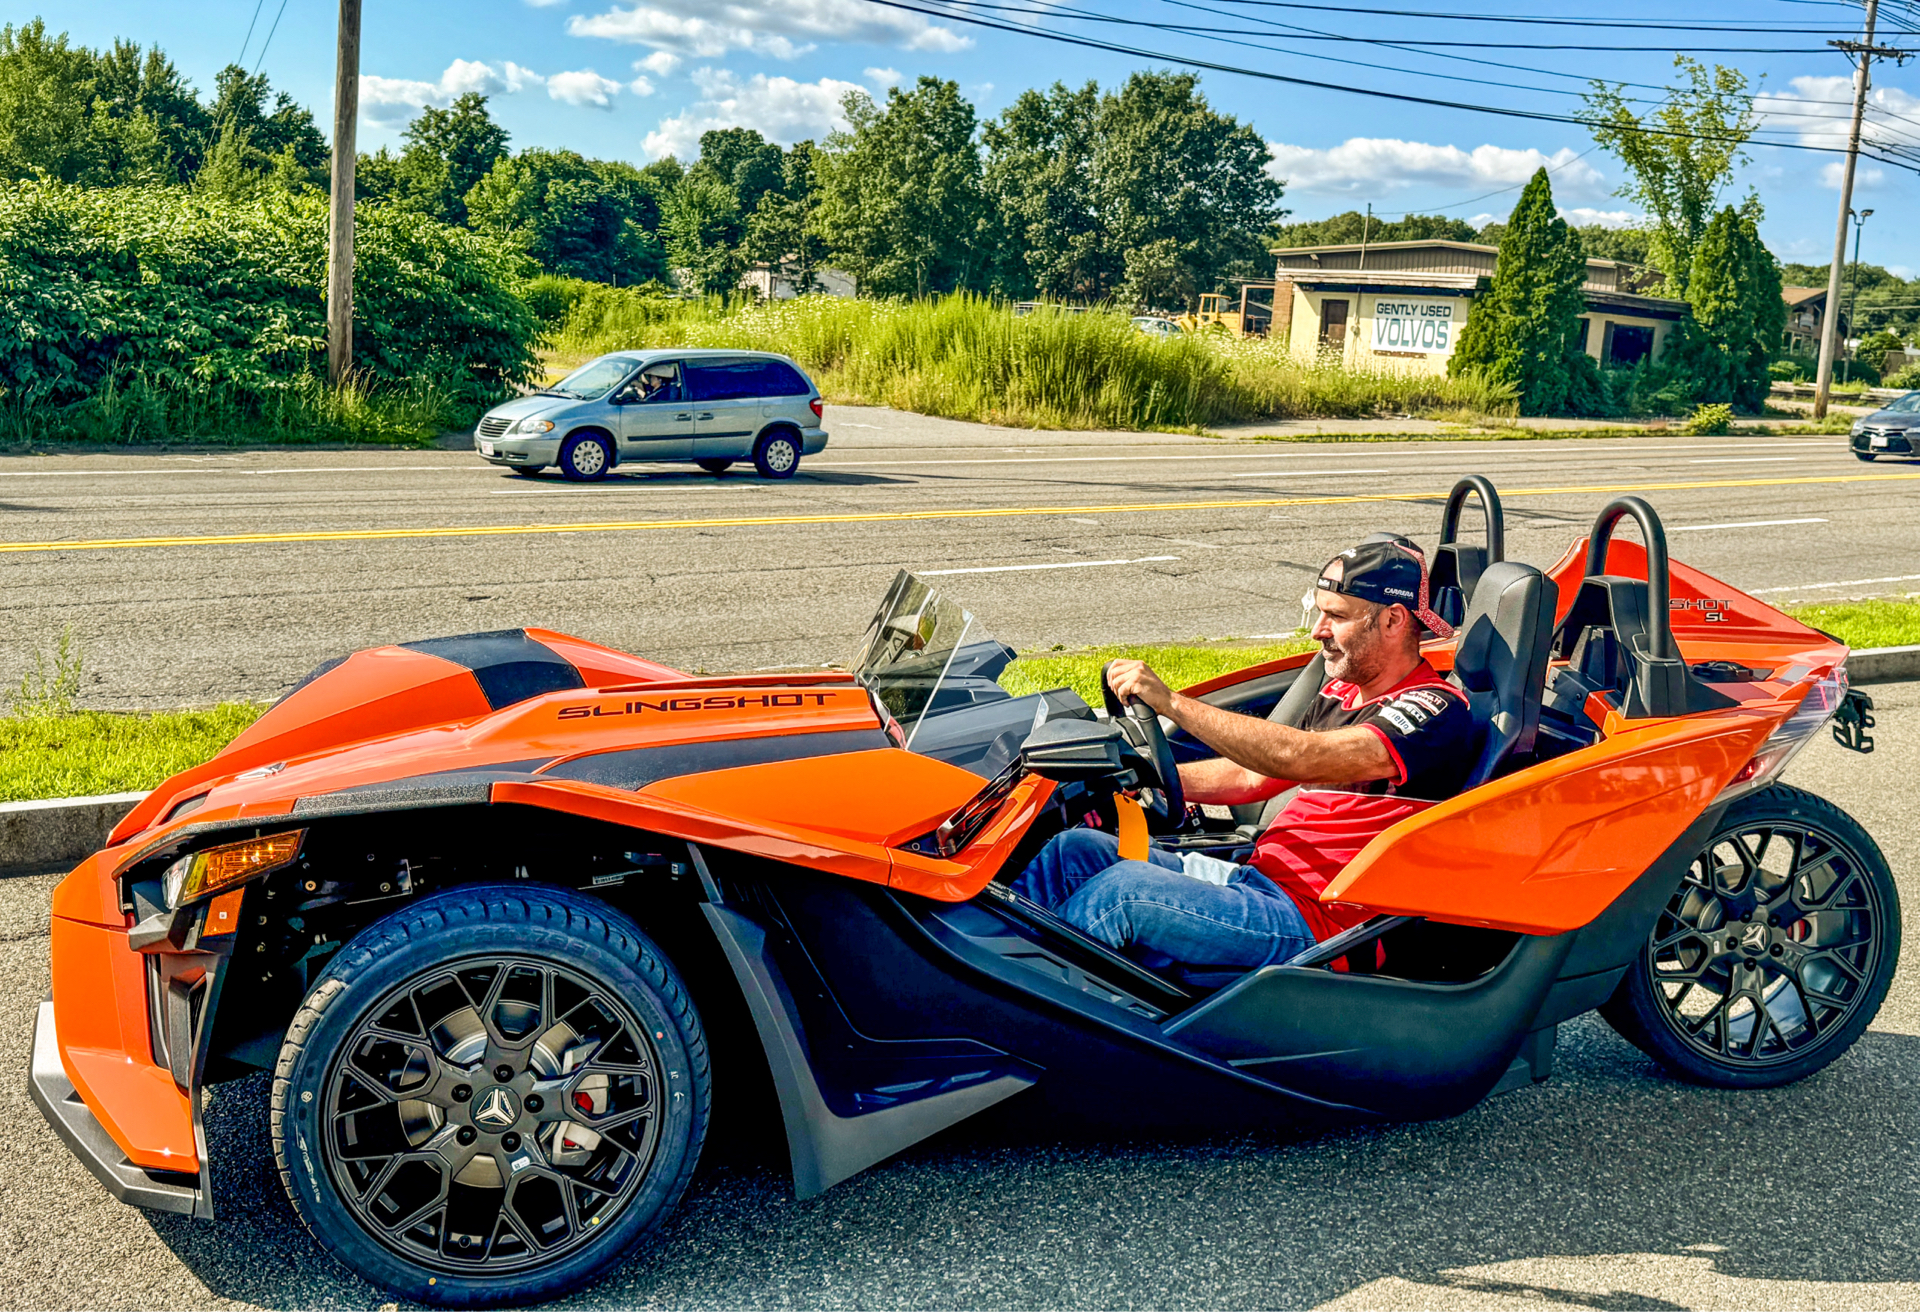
xmin=1111 ymin=660 xmax=1396 ymax=788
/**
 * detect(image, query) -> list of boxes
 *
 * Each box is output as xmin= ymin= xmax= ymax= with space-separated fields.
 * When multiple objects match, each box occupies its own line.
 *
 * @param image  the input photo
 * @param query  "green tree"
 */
xmin=89 ymin=38 xmax=209 ymax=181
xmin=814 ymin=77 xmax=990 ymax=297
xmin=695 ymin=127 xmax=783 ymax=215
xmin=1856 ymin=328 xmax=1905 ymax=376
xmin=1273 ymin=211 xmax=1474 ymax=248
xmin=391 ymin=94 xmax=509 ymax=225
xmin=1676 ymin=203 xmax=1785 ymax=410
xmin=0 ymin=20 xmax=105 ymax=182
xmin=1738 ymin=205 xmax=1785 ymax=410
xmin=743 ymin=141 xmax=828 ymax=294
xmin=1584 ymin=57 xmax=1755 ymax=295
xmin=465 ymin=148 xmax=665 ymax=284
xmin=981 ymin=81 xmax=1108 ymax=300
xmin=1093 ymin=71 xmax=1285 ymax=309
xmin=1450 ymin=169 xmax=1588 ymax=415
xmin=662 ymin=168 xmax=744 ymax=294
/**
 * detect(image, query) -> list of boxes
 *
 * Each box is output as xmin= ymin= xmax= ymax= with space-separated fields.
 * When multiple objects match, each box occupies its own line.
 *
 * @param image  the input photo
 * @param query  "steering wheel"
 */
xmin=1100 ymin=661 xmax=1188 ymax=831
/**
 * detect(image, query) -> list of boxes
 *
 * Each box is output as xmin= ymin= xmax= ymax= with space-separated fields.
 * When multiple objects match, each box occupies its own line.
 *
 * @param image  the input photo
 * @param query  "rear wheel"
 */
xmin=271 ymin=885 xmax=710 ymax=1306
xmin=559 ymin=433 xmax=613 ymax=482
xmin=752 ymin=430 xmax=801 ymax=479
xmin=695 ymin=458 xmax=733 ymax=475
xmin=1601 ymin=784 xmax=1899 ymax=1088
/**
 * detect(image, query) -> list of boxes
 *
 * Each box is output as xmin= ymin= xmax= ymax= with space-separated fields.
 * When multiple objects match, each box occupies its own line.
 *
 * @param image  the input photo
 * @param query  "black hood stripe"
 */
xmin=399 ymin=629 xmax=586 ymax=710
xmin=540 ymin=730 xmax=892 ymax=792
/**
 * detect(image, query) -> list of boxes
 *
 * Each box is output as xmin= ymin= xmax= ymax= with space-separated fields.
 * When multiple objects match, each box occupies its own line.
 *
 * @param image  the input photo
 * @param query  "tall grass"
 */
xmin=545 ymin=288 xmax=1517 ymax=431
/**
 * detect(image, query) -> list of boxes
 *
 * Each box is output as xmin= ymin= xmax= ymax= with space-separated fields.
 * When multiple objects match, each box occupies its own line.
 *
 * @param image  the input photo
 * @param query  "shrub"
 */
xmin=1681 ymin=401 xmax=1734 ymax=435
xmin=1886 ymin=362 xmax=1920 ymax=390
xmin=0 ymin=180 xmax=538 ymax=440
xmin=1770 ymin=358 xmax=1809 ymax=383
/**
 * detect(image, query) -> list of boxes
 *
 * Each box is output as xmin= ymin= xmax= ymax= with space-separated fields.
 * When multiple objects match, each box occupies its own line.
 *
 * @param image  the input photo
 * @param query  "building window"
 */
xmin=1604 ymin=323 xmax=1655 ymax=368
xmin=1319 ymin=299 xmax=1349 ymax=348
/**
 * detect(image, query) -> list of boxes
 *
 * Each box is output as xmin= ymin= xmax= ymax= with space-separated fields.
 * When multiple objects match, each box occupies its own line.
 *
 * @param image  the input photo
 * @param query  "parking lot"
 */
xmin=1 ymin=407 xmax=1915 ymax=708
xmin=3 ymin=680 xmax=1917 ymax=1310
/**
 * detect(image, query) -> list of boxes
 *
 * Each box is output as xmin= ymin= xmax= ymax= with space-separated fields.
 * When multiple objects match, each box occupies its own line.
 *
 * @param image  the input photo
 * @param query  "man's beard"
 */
xmin=1322 ymin=625 xmax=1382 ymax=684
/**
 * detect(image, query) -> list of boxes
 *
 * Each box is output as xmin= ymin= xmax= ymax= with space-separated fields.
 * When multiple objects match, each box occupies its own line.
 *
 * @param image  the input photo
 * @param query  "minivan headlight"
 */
xmin=512 ymin=417 xmax=555 ymax=435
xmin=1717 ymin=669 xmax=1847 ymax=803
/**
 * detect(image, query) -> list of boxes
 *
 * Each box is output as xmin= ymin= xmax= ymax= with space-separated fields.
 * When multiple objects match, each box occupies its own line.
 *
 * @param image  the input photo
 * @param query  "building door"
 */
xmin=1319 ymin=299 xmax=1349 ymax=350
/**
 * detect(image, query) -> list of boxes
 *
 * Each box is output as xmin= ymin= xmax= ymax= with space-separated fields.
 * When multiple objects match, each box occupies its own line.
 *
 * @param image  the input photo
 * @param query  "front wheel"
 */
xmin=271 ymin=885 xmax=710 ymax=1306
xmin=752 ymin=430 xmax=801 ymax=479
xmin=559 ymin=433 xmax=613 ymax=482
xmin=1601 ymin=784 xmax=1899 ymax=1088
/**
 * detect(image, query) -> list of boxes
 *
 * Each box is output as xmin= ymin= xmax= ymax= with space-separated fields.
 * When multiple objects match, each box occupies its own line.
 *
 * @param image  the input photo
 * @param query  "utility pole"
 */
xmin=1814 ymin=0 xmax=1906 ymax=417
xmin=327 ymin=0 xmax=362 ymax=386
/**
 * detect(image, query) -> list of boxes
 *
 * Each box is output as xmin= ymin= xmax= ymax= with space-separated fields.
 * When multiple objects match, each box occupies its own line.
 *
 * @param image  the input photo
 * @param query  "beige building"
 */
xmin=1248 ymin=239 xmax=1689 ymax=375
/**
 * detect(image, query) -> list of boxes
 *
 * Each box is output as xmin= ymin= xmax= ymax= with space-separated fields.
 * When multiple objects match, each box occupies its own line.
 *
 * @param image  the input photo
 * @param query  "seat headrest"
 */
xmin=1454 ymin=562 xmax=1548 ymax=692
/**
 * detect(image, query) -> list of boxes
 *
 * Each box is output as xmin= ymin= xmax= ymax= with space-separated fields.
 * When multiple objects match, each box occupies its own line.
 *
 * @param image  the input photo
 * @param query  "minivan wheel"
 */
xmin=752 ymin=430 xmax=801 ymax=479
xmin=559 ymin=433 xmax=613 ymax=482
xmin=696 ymin=458 xmax=733 ymax=475
xmin=271 ymin=884 xmax=710 ymax=1306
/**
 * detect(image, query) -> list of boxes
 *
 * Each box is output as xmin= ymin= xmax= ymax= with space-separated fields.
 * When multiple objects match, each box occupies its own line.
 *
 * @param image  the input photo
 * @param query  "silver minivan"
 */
xmin=474 ymin=348 xmax=830 ymax=480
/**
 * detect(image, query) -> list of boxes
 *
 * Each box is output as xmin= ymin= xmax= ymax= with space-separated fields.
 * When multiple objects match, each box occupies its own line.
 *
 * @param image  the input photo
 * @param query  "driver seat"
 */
xmin=1447 ymin=561 xmax=1558 ymax=788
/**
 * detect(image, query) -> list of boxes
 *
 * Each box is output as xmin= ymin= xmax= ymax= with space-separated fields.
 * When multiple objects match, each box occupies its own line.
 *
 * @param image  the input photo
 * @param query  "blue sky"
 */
xmin=23 ymin=0 xmax=1920 ymax=275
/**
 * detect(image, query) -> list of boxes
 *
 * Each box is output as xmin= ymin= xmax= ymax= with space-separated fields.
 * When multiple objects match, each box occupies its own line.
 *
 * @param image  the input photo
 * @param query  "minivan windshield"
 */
xmin=852 ymin=571 xmax=1006 ymax=749
xmin=544 ymin=356 xmax=637 ymax=400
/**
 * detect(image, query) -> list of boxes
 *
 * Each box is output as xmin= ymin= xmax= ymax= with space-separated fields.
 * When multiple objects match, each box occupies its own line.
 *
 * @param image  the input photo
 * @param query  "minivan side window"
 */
xmin=631 ymin=362 xmax=681 ymax=403
xmin=687 ymin=360 xmax=809 ymax=401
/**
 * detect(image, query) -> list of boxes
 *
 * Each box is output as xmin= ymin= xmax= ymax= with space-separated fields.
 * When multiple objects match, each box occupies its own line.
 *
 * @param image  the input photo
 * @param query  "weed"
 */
xmin=10 ymin=628 xmax=83 ymax=718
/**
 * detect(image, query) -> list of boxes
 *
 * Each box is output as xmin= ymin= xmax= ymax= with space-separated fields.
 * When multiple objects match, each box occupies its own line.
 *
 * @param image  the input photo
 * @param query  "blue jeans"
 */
xmin=1010 ymin=828 xmax=1317 ymax=969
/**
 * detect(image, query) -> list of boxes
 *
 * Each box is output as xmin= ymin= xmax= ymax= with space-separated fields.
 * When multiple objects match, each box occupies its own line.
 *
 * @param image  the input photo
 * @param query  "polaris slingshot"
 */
xmin=30 ymin=481 xmax=1897 ymax=1306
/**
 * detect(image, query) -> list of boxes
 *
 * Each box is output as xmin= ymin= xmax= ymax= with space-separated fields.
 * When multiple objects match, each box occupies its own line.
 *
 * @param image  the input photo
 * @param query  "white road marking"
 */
xmin=1067 ymin=517 xmax=1101 ymax=524
xmin=0 ymin=465 xmax=489 ymax=478
xmin=921 ymin=555 xmax=1179 ymax=576
xmin=1227 ymin=468 xmax=1393 ymax=478
xmin=1673 ymin=517 xmax=1829 ymax=531
xmin=1687 ymin=457 xmax=1804 ymax=464
xmin=1161 ymin=537 xmax=1225 ymax=550
xmin=1750 ymin=571 xmax=1920 ymax=595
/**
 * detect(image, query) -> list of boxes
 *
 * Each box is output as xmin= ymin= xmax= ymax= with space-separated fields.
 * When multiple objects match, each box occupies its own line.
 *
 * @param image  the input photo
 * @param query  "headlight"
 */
xmin=1717 ymin=670 xmax=1846 ymax=803
xmin=512 ymin=417 xmax=555 ymax=435
xmin=163 ymin=830 xmax=306 ymax=909
xmin=1852 ymin=421 xmax=1865 ymax=435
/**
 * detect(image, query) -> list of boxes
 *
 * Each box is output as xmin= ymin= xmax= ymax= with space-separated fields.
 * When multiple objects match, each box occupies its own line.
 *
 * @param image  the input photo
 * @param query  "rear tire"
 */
xmin=696 ymin=458 xmax=733 ymax=475
xmin=1601 ymin=784 xmax=1899 ymax=1089
xmin=271 ymin=884 xmax=710 ymax=1307
xmin=752 ymin=430 xmax=801 ymax=480
xmin=559 ymin=433 xmax=613 ymax=482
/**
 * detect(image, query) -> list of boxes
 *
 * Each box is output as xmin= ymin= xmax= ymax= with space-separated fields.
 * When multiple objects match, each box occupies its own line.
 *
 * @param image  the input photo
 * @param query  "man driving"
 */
xmin=1011 ymin=537 xmax=1476 ymax=968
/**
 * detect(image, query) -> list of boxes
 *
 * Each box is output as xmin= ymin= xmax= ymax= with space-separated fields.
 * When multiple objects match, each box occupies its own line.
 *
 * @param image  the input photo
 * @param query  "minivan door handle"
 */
xmin=674 ymin=412 xmax=693 ymax=421
xmin=696 ymin=411 xmax=714 ymax=420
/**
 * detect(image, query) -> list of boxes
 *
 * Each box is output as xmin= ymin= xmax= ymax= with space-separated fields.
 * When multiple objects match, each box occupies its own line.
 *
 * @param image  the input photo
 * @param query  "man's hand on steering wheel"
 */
xmin=1106 ymin=659 xmax=1174 ymax=716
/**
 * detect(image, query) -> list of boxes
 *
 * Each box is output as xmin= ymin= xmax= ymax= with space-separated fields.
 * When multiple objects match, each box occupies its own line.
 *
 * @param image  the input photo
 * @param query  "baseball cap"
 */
xmin=1318 ymin=536 xmax=1455 ymax=639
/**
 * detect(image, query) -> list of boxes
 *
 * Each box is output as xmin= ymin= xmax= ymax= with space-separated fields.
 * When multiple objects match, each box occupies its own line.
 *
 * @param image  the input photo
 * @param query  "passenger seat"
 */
xmin=1447 ymin=562 xmax=1559 ymax=788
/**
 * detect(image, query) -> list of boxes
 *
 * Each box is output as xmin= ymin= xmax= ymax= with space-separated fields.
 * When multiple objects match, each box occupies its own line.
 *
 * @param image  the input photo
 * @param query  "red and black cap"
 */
xmin=1318 ymin=537 xmax=1454 ymax=639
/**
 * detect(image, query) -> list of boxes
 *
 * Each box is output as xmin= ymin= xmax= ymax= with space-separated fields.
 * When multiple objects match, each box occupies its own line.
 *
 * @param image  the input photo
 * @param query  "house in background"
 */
xmin=1242 ymin=239 xmax=1688 ymax=375
xmin=1781 ymin=286 xmax=1842 ymax=356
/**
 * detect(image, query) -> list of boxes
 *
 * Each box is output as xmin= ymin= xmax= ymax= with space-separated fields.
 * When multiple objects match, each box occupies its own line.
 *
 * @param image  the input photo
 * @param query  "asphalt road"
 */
xmin=3 ymin=683 xmax=1917 ymax=1310
xmin=2 ymin=407 xmax=1916 ymax=709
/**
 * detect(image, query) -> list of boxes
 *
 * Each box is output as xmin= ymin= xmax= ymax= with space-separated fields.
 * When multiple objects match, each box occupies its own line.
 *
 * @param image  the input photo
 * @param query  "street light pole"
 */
xmin=1843 ymin=208 xmax=1873 ymax=383
xmin=326 ymin=0 xmax=362 ymax=386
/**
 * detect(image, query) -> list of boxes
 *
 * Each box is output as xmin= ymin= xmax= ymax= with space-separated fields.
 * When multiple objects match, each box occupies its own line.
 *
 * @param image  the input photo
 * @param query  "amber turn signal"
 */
xmin=163 ymin=830 xmax=306 ymax=909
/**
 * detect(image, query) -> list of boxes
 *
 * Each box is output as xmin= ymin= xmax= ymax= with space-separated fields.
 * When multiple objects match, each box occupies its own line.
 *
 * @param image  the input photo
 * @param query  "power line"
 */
xmin=237 ymin=0 xmax=268 ymax=67
xmin=880 ymin=0 xmax=1920 ymax=174
xmin=252 ymin=0 xmax=293 ymax=75
xmin=1180 ymin=1 xmax=1859 ymax=31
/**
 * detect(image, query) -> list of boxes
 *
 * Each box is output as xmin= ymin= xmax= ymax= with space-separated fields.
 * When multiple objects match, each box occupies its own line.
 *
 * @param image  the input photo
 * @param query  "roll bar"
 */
xmin=1582 ymin=496 xmax=1675 ymax=661
xmin=1438 ymin=476 xmax=1504 ymax=563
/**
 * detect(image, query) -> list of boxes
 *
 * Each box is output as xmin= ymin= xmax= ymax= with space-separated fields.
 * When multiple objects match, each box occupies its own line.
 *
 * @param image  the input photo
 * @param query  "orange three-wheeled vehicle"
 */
xmin=31 ymin=481 xmax=1896 ymax=1306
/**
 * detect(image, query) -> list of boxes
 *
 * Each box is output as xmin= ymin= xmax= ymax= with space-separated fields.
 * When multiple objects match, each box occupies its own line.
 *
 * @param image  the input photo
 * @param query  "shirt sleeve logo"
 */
xmin=1378 ymin=707 xmax=1417 ymax=734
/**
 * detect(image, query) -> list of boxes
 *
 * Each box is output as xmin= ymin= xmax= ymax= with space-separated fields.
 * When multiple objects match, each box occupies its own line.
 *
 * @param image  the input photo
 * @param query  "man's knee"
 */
xmin=1051 ymin=828 xmax=1121 ymax=865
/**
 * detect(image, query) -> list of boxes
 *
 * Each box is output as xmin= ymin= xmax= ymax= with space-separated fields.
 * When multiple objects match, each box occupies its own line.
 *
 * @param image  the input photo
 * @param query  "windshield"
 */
xmin=1881 ymin=391 xmax=1920 ymax=414
xmin=545 ymin=356 xmax=638 ymax=400
xmin=852 ymin=571 xmax=1010 ymax=748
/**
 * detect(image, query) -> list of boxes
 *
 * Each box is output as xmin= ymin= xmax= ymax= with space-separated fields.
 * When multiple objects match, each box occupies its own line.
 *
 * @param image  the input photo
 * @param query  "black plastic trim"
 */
xmin=397 ymin=629 xmax=586 ymax=710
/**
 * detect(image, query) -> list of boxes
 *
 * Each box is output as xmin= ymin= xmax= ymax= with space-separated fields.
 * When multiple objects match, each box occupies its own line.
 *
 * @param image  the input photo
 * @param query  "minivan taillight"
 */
xmin=810 ymin=397 xmax=824 ymax=419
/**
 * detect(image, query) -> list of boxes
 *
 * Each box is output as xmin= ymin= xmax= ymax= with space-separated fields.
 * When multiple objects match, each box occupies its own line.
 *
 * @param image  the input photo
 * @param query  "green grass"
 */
xmin=1001 ymin=639 xmax=1320 ymax=704
xmin=1784 ymin=597 xmax=1920 ymax=650
xmin=0 ymin=704 xmax=263 ymax=804
xmin=542 ymin=287 xmax=1519 ymax=432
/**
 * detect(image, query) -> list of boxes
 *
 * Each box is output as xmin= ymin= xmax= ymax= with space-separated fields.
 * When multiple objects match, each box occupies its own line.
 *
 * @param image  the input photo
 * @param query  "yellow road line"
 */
xmin=4 ymin=471 xmax=1917 ymax=554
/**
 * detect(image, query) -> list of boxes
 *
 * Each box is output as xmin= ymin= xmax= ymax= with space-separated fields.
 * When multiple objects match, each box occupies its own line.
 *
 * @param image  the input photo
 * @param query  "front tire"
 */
xmin=271 ymin=885 xmax=710 ymax=1307
xmin=559 ymin=433 xmax=613 ymax=482
xmin=1601 ymin=784 xmax=1899 ymax=1089
xmin=752 ymin=430 xmax=801 ymax=479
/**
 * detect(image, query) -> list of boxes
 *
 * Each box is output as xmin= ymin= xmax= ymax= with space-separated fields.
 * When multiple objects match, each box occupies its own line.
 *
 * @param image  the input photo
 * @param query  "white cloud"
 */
xmin=1821 ymin=160 xmax=1887 ymax=189
xmin=636 ymin=50 xmax=681 ymax=76
xmin=547 ymin=68 xmax=624 ymax=109
xmin=1760 ymin=76 xmax=1920 ymax=152
xmin=568 ymin=0 xmax=968 ymax=60
xmin=1558 ymin=207 xmax=1643 ymax=228
xmin=643 ymin=67 xmax=867 ymax=160
xmin=359 ymin=59 xmax=545 ymax=126
xmin=629 ymin=74 xmax=656 ymax=97
xmin=864 ymin=66 xmax=902 ymax=89
xmin=1264 ymin=137 xmax=1607 ymax=201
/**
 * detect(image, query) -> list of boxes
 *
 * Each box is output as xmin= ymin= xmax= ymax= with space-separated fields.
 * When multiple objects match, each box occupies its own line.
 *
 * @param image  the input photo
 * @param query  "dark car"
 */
xmin=1852 ymin=390 xmax=1920 ymax=460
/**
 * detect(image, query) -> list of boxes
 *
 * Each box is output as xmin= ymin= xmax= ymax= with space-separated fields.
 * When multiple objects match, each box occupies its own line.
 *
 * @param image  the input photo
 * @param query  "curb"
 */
xmin=5 ymin=647 xmax=1918 ymax=877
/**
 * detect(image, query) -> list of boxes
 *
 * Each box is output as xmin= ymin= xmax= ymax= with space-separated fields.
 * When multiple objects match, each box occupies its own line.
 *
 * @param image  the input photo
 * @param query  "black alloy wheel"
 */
xmin=1602 ymin=784 xmax=1899 ymax=1088
xmin=273 ymin=885 xmax=709 ymax=1306
xmin=752 ymin=430 xmax=801 ymax=479
xmin=695 ymin=458 xmax=733 ymax=474
xmin=559 ymin=433 xmax=613 ymax=482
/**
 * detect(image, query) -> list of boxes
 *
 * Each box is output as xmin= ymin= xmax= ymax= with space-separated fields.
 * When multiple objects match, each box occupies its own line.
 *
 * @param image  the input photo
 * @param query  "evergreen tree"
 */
xmin=1683 ymin=202 xmax=1786 ymax=410
xmin=1449 ymin=169 xmax=1588 ymax=415
xmin=1736 ymin=205 xmax=1784 ymax=410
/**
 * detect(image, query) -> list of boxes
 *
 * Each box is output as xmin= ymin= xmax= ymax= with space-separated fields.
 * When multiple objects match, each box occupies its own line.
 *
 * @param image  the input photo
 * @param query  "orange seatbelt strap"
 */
xmin=1113 ymin=793 xmax=1150 ymax=863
